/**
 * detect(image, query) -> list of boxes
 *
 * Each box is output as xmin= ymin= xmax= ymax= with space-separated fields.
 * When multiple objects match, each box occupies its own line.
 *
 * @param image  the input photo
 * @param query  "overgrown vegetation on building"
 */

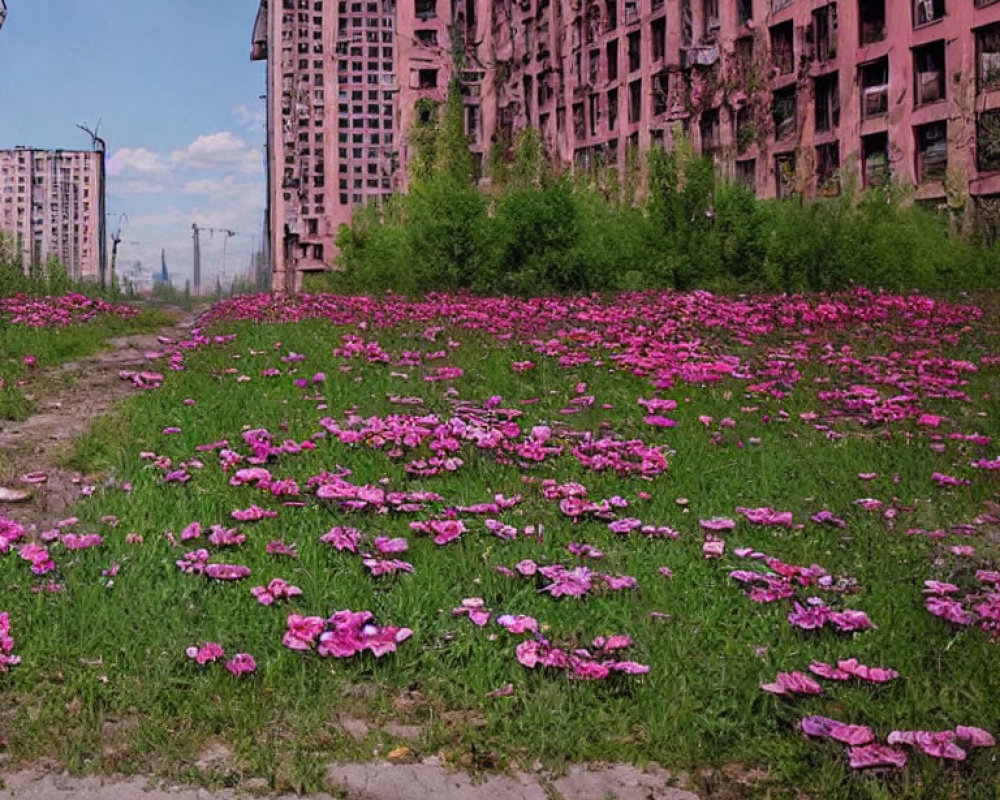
xmin=324 ymin=99 xmax=1000 ymax=296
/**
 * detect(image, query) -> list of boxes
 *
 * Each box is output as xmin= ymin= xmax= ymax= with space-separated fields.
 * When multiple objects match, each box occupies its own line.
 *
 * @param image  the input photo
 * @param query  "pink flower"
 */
xmin=496 ymin=614 xmax=538 ymax=634
xmin=699 ymin=517 xmax=736 ymax=532
xmin=374 ymin=536 xmax=409 ymax=554
xmin=452 ymin=597 xmax=491 ymax=627
xmin=185 ymin=642 xmax=225 ymax=665
xmin=204 ymin=563 xmax=251 ymax=581
xmin=282 ymin=614 xmax=326 ymax=650
xmin=848 ymin=743 xmax=908 ymax=769
xmin=800 ymin=716 xmax=876 ymax=746
xmin=760 ymin=671 xmax=823 ymax=696
xmin=320 ymin=526 xmax=361 ymax=552
xmin=225 ymin=653 xmax=257 ymax=677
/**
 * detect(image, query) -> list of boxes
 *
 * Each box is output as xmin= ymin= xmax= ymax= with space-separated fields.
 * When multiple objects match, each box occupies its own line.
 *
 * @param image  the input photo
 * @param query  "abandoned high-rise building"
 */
xmin=253 ymin=0 xmax=1000 ymax=291
xmin=0 ymin=147 xmax=104 ymax=281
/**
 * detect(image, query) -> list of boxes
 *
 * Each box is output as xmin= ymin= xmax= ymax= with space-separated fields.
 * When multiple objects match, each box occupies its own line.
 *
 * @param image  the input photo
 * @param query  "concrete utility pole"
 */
xmin=192 ymin=223 xmax=238 ymax=296
xmin=109 ymin=212 xmax=128 ymax=287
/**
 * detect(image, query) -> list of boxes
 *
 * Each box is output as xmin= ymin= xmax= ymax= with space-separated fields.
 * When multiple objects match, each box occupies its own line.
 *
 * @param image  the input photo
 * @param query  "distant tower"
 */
xmin=160 ymin=248 xmax=169 ymax=284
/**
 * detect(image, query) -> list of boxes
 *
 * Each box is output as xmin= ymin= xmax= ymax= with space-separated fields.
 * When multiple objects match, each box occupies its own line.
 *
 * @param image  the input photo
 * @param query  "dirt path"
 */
xmin=0 ymin=763 xmax=702 ymax=799
xmin=0 ymin=308 xmax=203 ymax=529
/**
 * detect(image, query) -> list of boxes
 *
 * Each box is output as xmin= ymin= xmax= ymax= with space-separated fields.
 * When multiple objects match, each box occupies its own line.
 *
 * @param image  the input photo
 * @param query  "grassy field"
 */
xmin=1 ymin=289 xmax=998 ymax=799
xmin=0 ymin=294 xmax=168 ymax=420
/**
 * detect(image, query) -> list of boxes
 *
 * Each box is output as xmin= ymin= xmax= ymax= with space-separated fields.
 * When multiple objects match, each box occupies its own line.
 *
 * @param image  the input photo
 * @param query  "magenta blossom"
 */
xmin=225 ymin=653 xmax=257 ymax=677
xmin=185 ymin=642 xmax=225 ymax=665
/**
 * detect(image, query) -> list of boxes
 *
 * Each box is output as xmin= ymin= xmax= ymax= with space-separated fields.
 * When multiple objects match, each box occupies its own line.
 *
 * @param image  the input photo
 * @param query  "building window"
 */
xmin=814 ymin=72 xmax=839 ymax=132
xmin=651 ymin=16 xmax=666 ymax=61
xmin=811 ymin=4 xmax=837 ymax=63
xmin=418 ymin=68 xmax=438 ymax=88
xmin=977 ymin=23 xmax=1000 ymax=94
xmin=628 ymin=79 xmax=642 ymax=123
xmin=736 ymin=105 xmax=754 ymax=153
xmin=913 ymin=41 xmax=945 ymax=105
xmin=605 ymin=0 xmax=617 ymax=31
xmin=737 ymin=0 xmax=752 ymax=26
xmin=628 ymin=31 xmax=641 ymax=72
xmin=607 ymin=39 xmax=619 ymax=80
xmin=913 ymin=0 xmax=944 ymax=26
xmin=608 ymin=87 xmax=619 ymax=129
xmin=859 ymin=0 xmax=886 ymax=45
xmin=916 ymin=121 xmax=947 ymax=182
xmin=588 ymin=93 xmax=600 ymax=136
xmin=815 ymin=142 xmax=840 ymax=195
xmin=862 ymin=131 xmax=890 ymax=187
xmin=772 ymin=85 xmax=796 ymax=140
xmin=736 ymin=158 xmax=756 ymax=190
xmin=775 ymin=152 xmax=796 ymax=198
xmin=700 ymin=109 xmax=721 ymax=153
xmin=978 ymin=110 xmax=1000 ymax=172
xmin=415 ymin=0 xmax=435 ymax=19
xmin=770 ymin=22 xmax=794 ymax=75
xmin=704 ymin=0 xmax=719 ymax=33
xmin=860 ymin=58 xmax=889 ymax=118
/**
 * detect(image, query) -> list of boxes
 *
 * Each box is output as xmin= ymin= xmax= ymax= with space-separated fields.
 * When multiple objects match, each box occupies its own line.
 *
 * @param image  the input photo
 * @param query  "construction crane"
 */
xmin=191 ymin=223 xmax=237 ymax=296
xmin=0 ymin=0 xmax=7 ymax=31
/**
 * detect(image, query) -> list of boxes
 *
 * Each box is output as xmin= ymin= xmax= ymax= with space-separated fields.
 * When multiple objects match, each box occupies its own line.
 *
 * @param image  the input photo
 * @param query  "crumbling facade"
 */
xmin=0 ymin=147 xmax=103 ymax=281
xmin=255 ymin=0 xmax=1000 ymax=290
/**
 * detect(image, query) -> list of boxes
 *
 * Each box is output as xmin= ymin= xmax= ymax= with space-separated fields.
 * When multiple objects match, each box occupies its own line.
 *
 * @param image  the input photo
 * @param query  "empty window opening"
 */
xmin=978 ymin=109 xmax=1000 ymax=172
xmin=914 ymin=41 xmax=945 ymax=105
xmin=700 ymin=108 xmax=721 ymax=152
xmin=415 ymin=28 xmax=438 ymax=45
xmin=775 ymin=152 xmax=796 ymax=198
xmin=770 ymin=21 xmax=794 ymax=75
xmin=916 ymin=121 xmax=947 ymax=182
xmin=628 ymin=31 xmax=641 ymax=72
xmin=814 ymin=72 xmax=840 ymax=132
xmin=736 ymin=158 xmax=756 ymax=190
xmin=651 ymin=16 xmax=666 ymax=61
xmin=862 ymin=131 xmax=890 ymax=187
xmin=736 ymin=105 xmax=754 ymax=153
xmin=815 ymin=142 xmax=840 ymax=195
xmin=811 ymin=4 xmax=838 ymax=63
xmin=415 ymin=0 xmax=436 ymax=20
xmin=608 ymin=87 xmax=619 ymax=129
xmin=771 ymin=85 xmax=796 ymax=140
xmin=628 ymin=79 xmax=642 ymax=123
xmin=913 ymin=0 xmax=944 ymax=26
xmin=859 ymin=0 xmax=886 ymax=45
xmin=418 ymin=68 xmax=438 ymax=88
xmin=977 ymin=23 xmax=1000 ymax=94
xmin=607 ymin=39 xmax=619 ymax=80
xmin=737 ymin=0 xmax=752 ymax=26
xmin=860 ymin=57 xmax=889 ymax=118
xmin=703 ymin=0 xmax=719 ymax=34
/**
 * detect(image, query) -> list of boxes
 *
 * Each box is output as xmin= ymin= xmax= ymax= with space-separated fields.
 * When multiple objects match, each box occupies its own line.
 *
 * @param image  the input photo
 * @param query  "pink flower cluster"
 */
xmin=924 ymin=572 xmax=1000 ymax=639
xmin=185 ymin=642 xmax=257 ymax=677
xmin=516 ymin=633 xmax=649 ymax=681
xmin=761 ymin=659 xmax=899 ymax=695
xmin=282 ymin=610 xmax=412 ymax=658
xmin=0 ymin=293 xmax=138 ymax=327
xmin=251 ymin=578 xmax=303 ymax=606
xmin=0 ymin=612 xmax=21 ymax=672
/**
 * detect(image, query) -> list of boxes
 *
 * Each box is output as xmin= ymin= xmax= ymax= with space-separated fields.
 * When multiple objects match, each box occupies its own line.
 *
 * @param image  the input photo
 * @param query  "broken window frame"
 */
xmin=977 ymin=109 xmax=1000 ymax=172
xmin=977 ymin=23 xmax=1000 ymax=94
xmin=774 ymin=151 xmax=797 ymax=198
xmin=913 ymin=41 xmax=946 ymax=106
xmin=858 ymin=0 xmax=886 ymax=46
xmin=770 ymin=21 xmax=794 ymax=75
xmin=814 ymin=71 xmax=840 ymax=133
xmin=815 ymin=142 xmax=840 ymax=195
xmin=771 ymin=85 xmax=797 ymax=141
xmin=862 ymin=131 xmax=890 ymax=188
xmin=915 ymin=120 xmax=947 ymax=182
xmin=859 ymin=57 xmax=889 ymax=119
xmin=913 ymin=0 xmax=944 ymax=27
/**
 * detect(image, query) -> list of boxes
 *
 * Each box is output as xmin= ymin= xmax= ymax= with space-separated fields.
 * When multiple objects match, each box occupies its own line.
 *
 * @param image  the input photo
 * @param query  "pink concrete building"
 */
xmin=0 ymin=147 xmax=103 ymax=281
xmin=254 ymin=0 xmax=1000 ymax=290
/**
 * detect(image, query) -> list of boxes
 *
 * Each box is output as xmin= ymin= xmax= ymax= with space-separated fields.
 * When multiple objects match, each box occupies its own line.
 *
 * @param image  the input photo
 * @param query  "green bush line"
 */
xmin=321 ymin=122 xmax=1000 ymax=297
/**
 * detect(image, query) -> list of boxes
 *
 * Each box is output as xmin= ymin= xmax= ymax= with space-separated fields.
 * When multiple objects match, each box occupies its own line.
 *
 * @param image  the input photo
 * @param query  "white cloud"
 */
xmin=108 ymin=147 xmax=168 ymax=175
xmin=232 ymin=104 xmax=266 ymax=131
xmin=170 ymin=131 xmax=262 ymax=173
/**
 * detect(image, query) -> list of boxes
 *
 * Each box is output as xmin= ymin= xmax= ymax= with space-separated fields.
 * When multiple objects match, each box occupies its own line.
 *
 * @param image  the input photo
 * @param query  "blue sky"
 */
xmin=0 ymin=0 xmax=266 ymax=290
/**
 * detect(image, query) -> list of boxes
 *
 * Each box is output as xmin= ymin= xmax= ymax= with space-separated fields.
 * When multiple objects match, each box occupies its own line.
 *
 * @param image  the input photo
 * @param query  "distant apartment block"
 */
xmin=0 ymin=148 xmax=103 ymax=281
xmin=254 ymin=0 xmax=1000 ymax=290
